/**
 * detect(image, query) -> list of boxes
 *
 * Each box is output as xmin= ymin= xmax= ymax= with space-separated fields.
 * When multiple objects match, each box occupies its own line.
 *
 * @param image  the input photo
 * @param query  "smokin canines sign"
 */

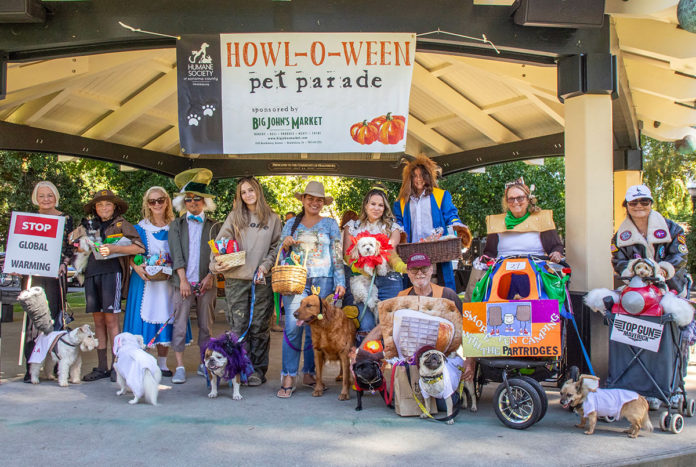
xmin=177 ymin=33 xmax=415 ymax=154
xmin=460 ymin=300 xmax=562 ymax=358
xmin=3 ymin=212 xmax=65 ymax=278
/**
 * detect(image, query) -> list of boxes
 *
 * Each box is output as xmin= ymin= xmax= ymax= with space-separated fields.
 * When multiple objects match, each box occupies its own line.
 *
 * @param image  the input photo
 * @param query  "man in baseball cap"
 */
xmin=399 ymin=253 xmax=462 ymax=313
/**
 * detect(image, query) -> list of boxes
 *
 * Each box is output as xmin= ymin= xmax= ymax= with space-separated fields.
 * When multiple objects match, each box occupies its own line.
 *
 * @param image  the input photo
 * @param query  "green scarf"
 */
xmin=505 ymin=211 xmax=530 ymax=230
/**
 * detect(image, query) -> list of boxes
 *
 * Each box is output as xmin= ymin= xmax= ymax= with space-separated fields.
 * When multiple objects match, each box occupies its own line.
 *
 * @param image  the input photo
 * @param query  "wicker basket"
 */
xmin=144 ymin=265 xmax=172 ymax=281
xmin=214 ymin=250 xmax=246 ymax=268
xmin=396 ymin=237 xmax=461 ymax=264
xmin=271 ymin=249 xmax=308 ymax=295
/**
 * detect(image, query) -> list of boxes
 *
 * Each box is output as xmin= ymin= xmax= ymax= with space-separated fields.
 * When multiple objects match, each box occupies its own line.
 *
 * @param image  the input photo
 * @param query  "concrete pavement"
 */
xmin=1 ymin=301 xmax=696 ymax=466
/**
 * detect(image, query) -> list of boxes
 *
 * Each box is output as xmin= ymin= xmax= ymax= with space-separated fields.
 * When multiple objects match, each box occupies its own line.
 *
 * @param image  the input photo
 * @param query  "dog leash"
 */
xmin=236 ymin=270 xmax=259 ymax=343
xmin=357 ymin=271 xmax=377 ymax=326
xmin=565 ymin=288 xmax=596 ymax=376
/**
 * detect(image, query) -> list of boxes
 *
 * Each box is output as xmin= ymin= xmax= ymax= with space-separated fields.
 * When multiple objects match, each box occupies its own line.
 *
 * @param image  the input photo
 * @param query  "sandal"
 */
xmin=82 ymin=367 xmax=110 ymax=382
xmin=276 ymin=376 xmax=296 ymax=398
xmin=302 ymin=373 xmax=316 ymax=388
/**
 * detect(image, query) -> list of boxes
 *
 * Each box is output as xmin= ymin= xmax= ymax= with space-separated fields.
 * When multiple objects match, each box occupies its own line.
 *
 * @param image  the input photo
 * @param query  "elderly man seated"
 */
xmin=398 ymin=253 xmax=462 ymax=312
xmin=399 ymin=253 xmax=475 ymax=381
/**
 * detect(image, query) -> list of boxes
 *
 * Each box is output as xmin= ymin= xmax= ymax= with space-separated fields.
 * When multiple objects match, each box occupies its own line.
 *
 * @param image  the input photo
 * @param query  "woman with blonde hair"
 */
xmin=211 ymin=177 xmax=281 ymax=386
xmin=123 ymin=186 xmax=191 ymax=377
xmin=20 ymin=181 xmax=74 ymax=382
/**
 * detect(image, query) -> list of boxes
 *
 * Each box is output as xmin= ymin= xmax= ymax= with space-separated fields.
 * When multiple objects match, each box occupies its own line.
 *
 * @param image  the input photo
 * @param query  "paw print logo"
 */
xmin=202 ymin=104 xmax=216 ymax=117
xmin=187 ymin=114 xmax=201 ymax=126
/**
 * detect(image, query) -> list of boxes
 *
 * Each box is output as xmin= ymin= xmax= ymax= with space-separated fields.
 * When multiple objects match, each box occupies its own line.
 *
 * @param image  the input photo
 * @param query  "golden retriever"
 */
xmin=294 ymin=294 xmax=357 ymax=400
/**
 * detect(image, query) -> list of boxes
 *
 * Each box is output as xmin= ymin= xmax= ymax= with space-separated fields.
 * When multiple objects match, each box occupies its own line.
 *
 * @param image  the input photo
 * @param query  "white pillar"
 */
xmin=564 ymin=94 xmax=614 ymax=292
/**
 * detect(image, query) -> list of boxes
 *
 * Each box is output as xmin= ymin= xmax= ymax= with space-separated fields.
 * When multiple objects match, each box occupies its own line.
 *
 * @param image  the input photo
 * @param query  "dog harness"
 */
xmin=582 ymin=389 xmax=640 ymax=420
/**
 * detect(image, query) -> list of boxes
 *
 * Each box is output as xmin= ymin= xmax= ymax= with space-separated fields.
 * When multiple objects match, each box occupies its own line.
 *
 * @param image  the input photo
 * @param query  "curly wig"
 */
xmin=397 ymin=154 xmax=442 ymax=202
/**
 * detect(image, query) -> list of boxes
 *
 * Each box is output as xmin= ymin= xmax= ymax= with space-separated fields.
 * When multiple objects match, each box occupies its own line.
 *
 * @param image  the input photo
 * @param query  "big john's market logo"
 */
xmin=186 ymin=42 xmax=215 ymax=80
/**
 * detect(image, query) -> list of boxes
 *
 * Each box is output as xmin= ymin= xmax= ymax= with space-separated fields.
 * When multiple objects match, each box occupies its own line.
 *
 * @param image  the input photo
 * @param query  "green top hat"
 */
xmin=174 ymin=168 xmax=215 ymax=198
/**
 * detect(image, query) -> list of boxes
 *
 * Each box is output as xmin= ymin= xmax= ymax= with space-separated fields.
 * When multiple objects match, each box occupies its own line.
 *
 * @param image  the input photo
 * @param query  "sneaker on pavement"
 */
xmin=172 ymin=366 xmax=187 ymax=384
xmin=197 ymin=363 xmax=206 ymax=377
xmin=247 ymin=373 xmax=265 ymax=387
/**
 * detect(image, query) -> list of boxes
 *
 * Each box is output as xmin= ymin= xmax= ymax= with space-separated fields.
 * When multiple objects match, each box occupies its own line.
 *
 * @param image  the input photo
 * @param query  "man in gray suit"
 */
xmin=168 ymin=168 xmax=220 ymax=383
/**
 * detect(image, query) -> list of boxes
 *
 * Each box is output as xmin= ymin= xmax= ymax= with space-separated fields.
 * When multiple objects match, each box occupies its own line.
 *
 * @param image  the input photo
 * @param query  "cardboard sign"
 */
xmin=177 ymin=33 xmax=415 ymax=154
xmin=610 ymin=314 xmax=663 ymax=352
xmin=461 ymin=300 xmax=561 ymax=358
xmin=3 ymin=212 xmax=65 ymax=278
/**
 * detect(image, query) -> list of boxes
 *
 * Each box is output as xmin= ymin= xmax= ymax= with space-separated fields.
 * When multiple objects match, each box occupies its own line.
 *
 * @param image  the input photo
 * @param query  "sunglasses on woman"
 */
xmin=627 ymin=199 xmax=651 ymax=207
xmin=507 ymin=196 xmax=527 ymax=204
xmin=147 ymin=197 xmax=166 ymax=206
xmin=184 ymin=196 xmax=204 ymax=203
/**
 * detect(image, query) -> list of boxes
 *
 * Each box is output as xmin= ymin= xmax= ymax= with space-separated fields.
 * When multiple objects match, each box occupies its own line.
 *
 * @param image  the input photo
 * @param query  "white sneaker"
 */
xmin=172 ymin=366 xmax=186 ymax=384
xmin=197 ymin=363 xmax=206 ymax=377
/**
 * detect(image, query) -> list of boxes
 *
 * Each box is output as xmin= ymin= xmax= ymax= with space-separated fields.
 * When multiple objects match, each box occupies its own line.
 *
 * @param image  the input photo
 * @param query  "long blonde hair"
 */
xmin=230 ymin=177 xmax=273 ymax=238
xmin=141 ymin=186 xmax=174 ymax=224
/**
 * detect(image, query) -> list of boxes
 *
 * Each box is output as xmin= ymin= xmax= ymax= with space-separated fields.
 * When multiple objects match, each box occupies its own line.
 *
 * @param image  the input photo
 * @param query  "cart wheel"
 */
xmin=686 ymin=399 xmax=696 ymax=418
xmin=659 ymin=411 xmax=670 ymax=431
xmin=599 ymin=415 xmax=616 ymax=423
xmin=670 ymin=413 xmax=684 ymax=434
xmin=473 ymin=363 xmax=484 ymax=400
xmin=518 ymin=376 xmax=548 ymax=421
xmin=493 ymin=378 xmax=542 ymax=430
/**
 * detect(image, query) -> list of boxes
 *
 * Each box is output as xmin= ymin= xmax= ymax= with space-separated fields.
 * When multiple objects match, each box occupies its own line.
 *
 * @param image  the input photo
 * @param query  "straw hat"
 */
xmin=294 ymin=181 xmax=334 ymax=205
xmin=83 ymin=189 xmax=128 ymax=214
xmin=174 ymin=168 xmax=215 ymax=198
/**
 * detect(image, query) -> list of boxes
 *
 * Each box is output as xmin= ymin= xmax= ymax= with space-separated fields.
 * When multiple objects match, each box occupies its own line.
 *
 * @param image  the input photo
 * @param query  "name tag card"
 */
xmin=610 ymin=314 xmax=663 ymax=352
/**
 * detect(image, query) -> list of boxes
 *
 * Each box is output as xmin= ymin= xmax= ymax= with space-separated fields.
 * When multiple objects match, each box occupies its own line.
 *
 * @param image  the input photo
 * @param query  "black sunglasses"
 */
xmin=147 ymin=197 xmax=166 ymax=206
xmin=627 ymin=199 xmax=651 ymax=207
xmin=184 ymin=196 xmax=204 ymax=203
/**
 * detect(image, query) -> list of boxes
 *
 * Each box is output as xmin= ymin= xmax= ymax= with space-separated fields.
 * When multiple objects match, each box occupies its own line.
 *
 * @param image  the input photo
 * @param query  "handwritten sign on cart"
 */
xmin=610 ymin=314 xmax=663 ymax=353
xmin=2 ymin=212 xmax=65 ymax=278
xmin=460 ymin=299 xmax=561 ymax=358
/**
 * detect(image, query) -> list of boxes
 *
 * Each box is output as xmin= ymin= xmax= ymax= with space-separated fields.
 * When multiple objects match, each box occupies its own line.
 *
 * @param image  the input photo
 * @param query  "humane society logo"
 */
xmin=185 ymin=42 xmax=218 ymax=83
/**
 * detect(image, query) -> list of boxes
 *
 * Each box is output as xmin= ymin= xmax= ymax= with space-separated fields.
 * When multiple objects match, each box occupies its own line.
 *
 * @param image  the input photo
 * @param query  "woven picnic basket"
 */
xmin=143 ymin=266 xmax=171 ymax=281
xmin=271 ymin=249 xmax=308 ymax=295
xmin=209 ymin=222 xmax=246 ymax=273
xmin=396 ymin=237 xmax=461 ymax=264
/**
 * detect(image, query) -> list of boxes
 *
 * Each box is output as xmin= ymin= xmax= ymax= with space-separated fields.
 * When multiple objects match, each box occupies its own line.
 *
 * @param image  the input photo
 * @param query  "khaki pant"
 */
xmin=172 ymin=286 xmax=215 ymax=354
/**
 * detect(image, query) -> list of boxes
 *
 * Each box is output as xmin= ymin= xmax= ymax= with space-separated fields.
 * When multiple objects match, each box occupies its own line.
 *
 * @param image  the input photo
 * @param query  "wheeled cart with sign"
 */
xmin=464 ymin=255 xmax=578 ymax=430
xmin=604 ymin=311 xmax=694 ymax=434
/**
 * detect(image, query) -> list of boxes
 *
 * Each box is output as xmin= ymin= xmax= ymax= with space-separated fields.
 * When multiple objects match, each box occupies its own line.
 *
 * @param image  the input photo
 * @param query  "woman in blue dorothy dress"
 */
xmin=124 ymin=186 xmax=191 ymax=377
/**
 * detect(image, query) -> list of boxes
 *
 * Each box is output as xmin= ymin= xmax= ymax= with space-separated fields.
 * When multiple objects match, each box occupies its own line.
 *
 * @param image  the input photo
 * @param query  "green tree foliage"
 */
xmin=440 ymin=158 xmax=566 ymax=237
xmin=641 ymin=135 xmax=696 ymax=223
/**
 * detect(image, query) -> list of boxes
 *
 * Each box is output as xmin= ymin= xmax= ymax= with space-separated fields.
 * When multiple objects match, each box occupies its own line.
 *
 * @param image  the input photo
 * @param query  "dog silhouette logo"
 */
xmin=189 ymin=42 xmax=212 ymax=64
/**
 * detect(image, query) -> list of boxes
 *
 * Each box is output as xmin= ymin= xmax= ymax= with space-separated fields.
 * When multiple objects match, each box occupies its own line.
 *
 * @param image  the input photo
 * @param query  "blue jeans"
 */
xmin=355 ymin=272 xmax=403 ymax=343
xmin=281 ymin=276 xmax=334 ymax=377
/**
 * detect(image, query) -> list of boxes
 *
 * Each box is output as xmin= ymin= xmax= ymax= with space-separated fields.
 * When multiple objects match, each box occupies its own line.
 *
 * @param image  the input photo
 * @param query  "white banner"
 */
xmin=178 ymin=33 xmax=415 ymax=154
xmin=610 ymin=314 xmax=664 ymax=353
xmin=3 ymin=212 xmax=65 ymax=278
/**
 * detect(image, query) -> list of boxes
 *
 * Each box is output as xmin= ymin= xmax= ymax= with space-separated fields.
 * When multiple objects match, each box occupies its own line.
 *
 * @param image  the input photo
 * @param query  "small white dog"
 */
xmin=113 ymin=332 xmax=162 ymax=405
xmin=28 ymin=324 xmax=99 ymax=386
xmin=349 ymin=235 xmax=389 ymax=313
